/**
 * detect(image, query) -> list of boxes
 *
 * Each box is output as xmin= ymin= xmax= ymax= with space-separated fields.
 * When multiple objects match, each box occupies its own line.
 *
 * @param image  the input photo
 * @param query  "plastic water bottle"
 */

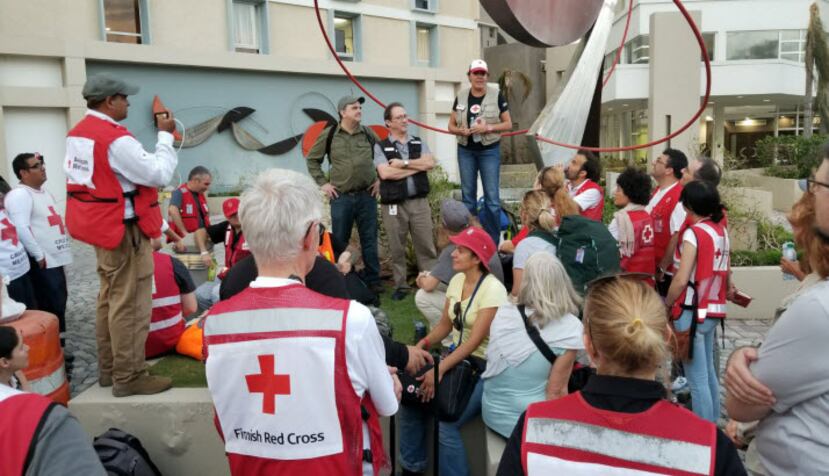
xmin=782 ymin=241 xmax=797 ymax=281
xmin=472 ymin=117 xmax=483 ymax=143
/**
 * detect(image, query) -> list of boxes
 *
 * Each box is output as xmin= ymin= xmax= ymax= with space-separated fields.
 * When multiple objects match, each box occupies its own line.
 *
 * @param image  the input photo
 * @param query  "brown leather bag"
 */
xmin=671 ymin=282 xmax=699 ymax=361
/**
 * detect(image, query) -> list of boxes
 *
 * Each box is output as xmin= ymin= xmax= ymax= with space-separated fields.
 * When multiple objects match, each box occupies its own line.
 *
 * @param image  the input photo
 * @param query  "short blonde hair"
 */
xmin=239 ymin=168 xmax=322 ymax=265
xmin=518 ymin=253 xmax=581 ymax=327
xmin=583 ymin=277 xmax=669 ymax=374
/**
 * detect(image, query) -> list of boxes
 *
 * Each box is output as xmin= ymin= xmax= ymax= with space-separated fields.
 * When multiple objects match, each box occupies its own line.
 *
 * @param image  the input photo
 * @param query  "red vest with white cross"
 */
xmin=219 ymin=225 xmax=250 ymax=280
xmin=573 ymin=179 xmax=605 ymax=221
xmin=620 ymin=209 xmax=656 ymax=278
xmin=521 ymin=393 xmax=717 ymax=475
xmin=672 ymin=220 xmax=730 ymax=321
xmin=203 ymin=284 xmax=385 ymax=476
xmin=64 ymin=115 xmax=162 ymax=249
xmin=649 ymin=182 xmax=684 ymax=265
xmin=146 ymin=252 xmax=185 ymax=358
xmin=0 ymin=209 xmax=30 ymax=280
xmin=0 ymin=385 xmax=55 ymax=476
xmin=169 ymin=184 xmax=210 ymax=237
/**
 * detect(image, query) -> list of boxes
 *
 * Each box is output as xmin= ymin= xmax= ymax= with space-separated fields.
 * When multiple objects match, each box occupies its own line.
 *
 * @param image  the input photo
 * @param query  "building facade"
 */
xmin=0 ymin=0 xmax=483 ymax=207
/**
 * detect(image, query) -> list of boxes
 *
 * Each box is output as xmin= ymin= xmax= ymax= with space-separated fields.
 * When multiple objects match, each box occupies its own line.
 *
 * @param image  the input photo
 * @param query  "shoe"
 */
xmin=99 ymin=373 xmax=112 ymax=388
xmin=671 ymin=376 xmax=688 ymax=392
xmin=391 ymin=289 xmax=409 ymax=301
xmin=112 ymin=375 xmax=172 ymax=397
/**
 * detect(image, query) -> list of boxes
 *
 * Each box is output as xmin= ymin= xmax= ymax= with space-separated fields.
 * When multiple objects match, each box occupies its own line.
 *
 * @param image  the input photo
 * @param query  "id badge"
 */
xmin=654 ymin=219 xmax=663 ymax=234
xmin=575 ymin=247 xmax=585 ymax=264
xmin=389 ymin=205 xmax=398 ymax=216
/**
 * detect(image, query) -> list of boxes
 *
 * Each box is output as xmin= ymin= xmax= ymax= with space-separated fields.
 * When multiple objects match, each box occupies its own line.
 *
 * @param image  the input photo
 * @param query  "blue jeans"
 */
xmin=330 ymin=190 xmax=380 ymax=284
xmin=398 ymin=379 xmax=484 ymax=475
xmin=458 ymin=144 xmax=501 ymax=245
xmin=675 ymin=309 xmax=720 ymax=422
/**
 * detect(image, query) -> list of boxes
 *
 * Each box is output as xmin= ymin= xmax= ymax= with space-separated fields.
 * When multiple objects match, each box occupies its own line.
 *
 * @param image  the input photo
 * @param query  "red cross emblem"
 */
xmin=47 ymin=206 xmax=65 ymax=235
xmin=245 ymin=354 xmax=291 ymax=415
xmin=1 ymin=218 xmax=18 ymax=246
xmin=641 ymin=224 xmax=654 ymax=245
xmin=715 ymin=248 xmax=723 ymax=260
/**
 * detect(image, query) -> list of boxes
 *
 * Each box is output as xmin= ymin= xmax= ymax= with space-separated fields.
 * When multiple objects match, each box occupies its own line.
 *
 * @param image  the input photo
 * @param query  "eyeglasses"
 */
xmin=26 ymin=156 xmax=45 ymax=171
xmin=305 ymin=221 xmax=321 ymax=247
xmin=807 ymin=177 xmax=829 ymax=192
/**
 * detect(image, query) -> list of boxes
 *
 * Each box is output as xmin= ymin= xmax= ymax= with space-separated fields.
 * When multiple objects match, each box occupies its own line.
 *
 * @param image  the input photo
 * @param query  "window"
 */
xmin=415 ymin=24 xmax=437 ymax=66
xmin=335 ymin=15 xmax=356 ymax=60
xmin=702 ymin=32 xmax=715 ymax=62
xmin=412 ymin=0 xmax=437 ymax=13
xmin=102 ymin=0 xmax=144 ymax=44
xmin=233 ymin=2 xmax=260 ymax=53
xmin=625 ymin=35 xmax=649 ymax=64
xmin=726 ymin=31 xmax=778 ymax=60
xmin=780 ymin=30 xmax=806 ymax=62
xmin=604 ymin=49 xmax=619 ymax=71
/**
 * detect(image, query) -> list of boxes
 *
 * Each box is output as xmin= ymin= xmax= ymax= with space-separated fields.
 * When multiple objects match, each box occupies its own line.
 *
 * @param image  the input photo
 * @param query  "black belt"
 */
xmin=123 ymin=217 xmax=139 ymax=224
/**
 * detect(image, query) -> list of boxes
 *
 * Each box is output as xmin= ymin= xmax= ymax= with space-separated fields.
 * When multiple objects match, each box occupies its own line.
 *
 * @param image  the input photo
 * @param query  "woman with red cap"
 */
xmin=398 ymin=226 xmax=508 ymax=476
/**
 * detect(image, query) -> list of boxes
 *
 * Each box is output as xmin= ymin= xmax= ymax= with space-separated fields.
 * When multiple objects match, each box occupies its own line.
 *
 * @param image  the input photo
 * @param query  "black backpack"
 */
xmin=93 ymin=428 xmax=162 ymax=476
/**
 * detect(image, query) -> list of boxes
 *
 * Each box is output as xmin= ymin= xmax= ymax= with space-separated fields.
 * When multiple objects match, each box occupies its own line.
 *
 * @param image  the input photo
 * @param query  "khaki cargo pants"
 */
xmin=94 ymin=222 xmax=153 ymax=385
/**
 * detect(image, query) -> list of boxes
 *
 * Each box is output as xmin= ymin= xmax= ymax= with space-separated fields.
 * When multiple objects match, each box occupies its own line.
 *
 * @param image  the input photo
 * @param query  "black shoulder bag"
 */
xmin=517 ymin=305 xmax=594 ymax=394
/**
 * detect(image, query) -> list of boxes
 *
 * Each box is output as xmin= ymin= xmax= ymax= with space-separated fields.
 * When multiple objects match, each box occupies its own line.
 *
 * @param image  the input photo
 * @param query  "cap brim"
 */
xmin=469 ymin=68 xmax=488 ymax=73
xmin=121 ymin=84 xmax=140 ymax=96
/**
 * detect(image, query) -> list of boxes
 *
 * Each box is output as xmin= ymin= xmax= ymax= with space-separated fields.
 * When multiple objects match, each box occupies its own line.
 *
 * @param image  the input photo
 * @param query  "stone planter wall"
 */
xmin=728 ymin=265 xmax=801 ymax=320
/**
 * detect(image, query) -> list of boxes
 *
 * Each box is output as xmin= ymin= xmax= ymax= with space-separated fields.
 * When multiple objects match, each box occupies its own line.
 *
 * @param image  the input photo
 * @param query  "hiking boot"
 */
xmin=99 ymin=373 xmax=113 ymax=388
xmin=112 ymin=375 xmax=172 ymax=397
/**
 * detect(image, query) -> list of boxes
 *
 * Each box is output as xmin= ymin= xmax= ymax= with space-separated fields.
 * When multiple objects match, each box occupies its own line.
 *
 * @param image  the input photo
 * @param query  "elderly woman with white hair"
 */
xmin=203 ymin=168 xmax=399 ymax=476
xmin=481 ymin=252 xmax=584 ymax=438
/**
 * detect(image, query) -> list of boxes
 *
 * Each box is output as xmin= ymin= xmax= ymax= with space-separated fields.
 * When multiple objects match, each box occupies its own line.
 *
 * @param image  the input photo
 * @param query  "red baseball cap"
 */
xmin=222 ymin=197 xmax=240 ymax=219
xmin=449 ymin=226 xmax=496 ymax=271
xmin=468 ymin=59 xmax=488 ymax=74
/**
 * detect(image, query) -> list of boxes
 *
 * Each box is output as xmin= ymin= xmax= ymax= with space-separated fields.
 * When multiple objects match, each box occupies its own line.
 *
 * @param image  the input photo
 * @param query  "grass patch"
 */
xmin=149 ymin=354 xmax=207 ymax=387
xmin=380 ymin=292 xmax=429 ymax=345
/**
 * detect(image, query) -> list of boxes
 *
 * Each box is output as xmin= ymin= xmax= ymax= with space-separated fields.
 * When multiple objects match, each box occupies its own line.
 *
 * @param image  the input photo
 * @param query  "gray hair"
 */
xmin=517 ymin=252 xmax=582 ymax=327
xmin=238 ymin=168 xmax=322 ymax=265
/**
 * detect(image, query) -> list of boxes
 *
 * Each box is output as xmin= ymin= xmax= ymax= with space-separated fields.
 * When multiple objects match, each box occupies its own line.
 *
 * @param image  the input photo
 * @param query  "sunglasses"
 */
xmin=452 ymin=301 xmax=464 ymax=331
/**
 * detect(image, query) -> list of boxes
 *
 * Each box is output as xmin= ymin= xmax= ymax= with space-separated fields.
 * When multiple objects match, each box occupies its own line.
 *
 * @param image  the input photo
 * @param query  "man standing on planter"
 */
xmin=374 ymin=102 xmax=437 ymax=301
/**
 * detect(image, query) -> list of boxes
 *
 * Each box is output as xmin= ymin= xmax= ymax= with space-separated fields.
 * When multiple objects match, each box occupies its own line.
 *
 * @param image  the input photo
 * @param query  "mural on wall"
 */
xmin=154 ymin=95 xmax=388 ymax=158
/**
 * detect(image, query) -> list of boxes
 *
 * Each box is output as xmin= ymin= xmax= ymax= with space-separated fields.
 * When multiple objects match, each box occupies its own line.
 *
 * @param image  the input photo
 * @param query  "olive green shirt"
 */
xmin=306 ymin=124 xmax=379 ymax=193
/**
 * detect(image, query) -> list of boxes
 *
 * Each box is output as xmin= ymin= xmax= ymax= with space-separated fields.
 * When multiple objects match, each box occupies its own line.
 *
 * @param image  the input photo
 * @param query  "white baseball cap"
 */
xmin=468 ymin=59 xmax=488 ymax=74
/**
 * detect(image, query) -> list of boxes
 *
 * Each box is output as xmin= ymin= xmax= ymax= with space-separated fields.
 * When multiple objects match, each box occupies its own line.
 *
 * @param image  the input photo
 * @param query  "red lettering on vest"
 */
xmin=1 ymin=218 xmax=19 ymax=246
xmin=47 ymin=206 xmax=65 ymax=235
xmin=246 ymin=354 xmax=292 ymax=415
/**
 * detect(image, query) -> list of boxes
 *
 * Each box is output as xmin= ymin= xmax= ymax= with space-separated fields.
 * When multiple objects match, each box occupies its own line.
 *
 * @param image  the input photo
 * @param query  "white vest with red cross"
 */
xmin=203 ymin=284 xmax=386 ymax=476
xmin=521 ymin=393 xmax=717 ymax=475
xmin=0 ymin=209 xmax=31 ymax=280
xmin=12 ymin=186 xmax=73 ymax=268
xmin=672 ymin=220 xmax=730 ymax=321
xmin=0 ymin=384 xmax=55 ymax=476
xmin=571 ymin=179 xmax=605 ymax=222
xmin=146 ymin=252 xmax=185 ymax=358
xmin=219 ymin=225 xmax=250 ymax=280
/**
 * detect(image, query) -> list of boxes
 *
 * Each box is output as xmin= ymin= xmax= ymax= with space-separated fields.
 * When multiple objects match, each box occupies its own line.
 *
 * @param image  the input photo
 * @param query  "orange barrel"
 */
xmin=7 ymin=310 xmax=70 ymax=405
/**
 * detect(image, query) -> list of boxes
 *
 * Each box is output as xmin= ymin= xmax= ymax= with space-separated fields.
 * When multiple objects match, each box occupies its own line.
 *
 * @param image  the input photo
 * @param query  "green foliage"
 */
xmin=149 ymin=354 xmax=206 ymax=387
xmin=380 ymin=293 xmax=428 ymax=345
xmin=756 ymin=134 xmax=827 ymax=178
xmin=426 ymin=164 xmax=460 ymax=231
xmin=756 ymin=220 xmax=794 ymax=251
xmin=602 ymin=192 xmax=616 ymax=225
xmin=730 ymin=249 xmax=783 ymax=267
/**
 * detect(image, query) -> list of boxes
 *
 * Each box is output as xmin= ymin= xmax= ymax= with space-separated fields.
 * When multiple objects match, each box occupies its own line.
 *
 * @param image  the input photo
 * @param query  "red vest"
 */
xmin=203 ymin=284 xmax=386 ymax=476
xmin=219 ymin=225 xmax=250 ymax=280
xmin=521 ymin=393 xmax=717 ymax=475
xmin=65 ymin=115 xmax=162 ymax=249
xmin=573 ymin=179 xmax=605 ymax=221
xmin=649 ymin=183 xmax=684 ymax=264
xmin=147 ymin=252 xmax=185 ymax=358
xmin=672 ymin=220 xmax=730 ymax=321
xmin=620 ymin=209 xmax=656 ymax=278
xmin=170 ymin=184 xmax=210 ymax=237
xmin=0 ymin=386 xmax=54 ymax=476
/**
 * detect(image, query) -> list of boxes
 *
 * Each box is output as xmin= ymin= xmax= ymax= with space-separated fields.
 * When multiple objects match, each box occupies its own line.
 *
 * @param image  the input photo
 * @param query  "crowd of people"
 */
xmin=1 ymin=59 xmax=828 ymax=476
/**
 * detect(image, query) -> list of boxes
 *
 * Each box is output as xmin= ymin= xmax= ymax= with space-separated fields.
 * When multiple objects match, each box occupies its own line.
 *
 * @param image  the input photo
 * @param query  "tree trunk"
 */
xmin=804 ymin=3 xmax=818 ymax=138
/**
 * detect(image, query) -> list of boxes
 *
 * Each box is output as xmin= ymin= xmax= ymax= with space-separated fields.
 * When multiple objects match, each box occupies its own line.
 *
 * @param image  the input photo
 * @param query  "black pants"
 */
xmin=28 ymin=261 xmax=68 ymax=346
xmin=7 ymin=273 xmax=37 ymax=310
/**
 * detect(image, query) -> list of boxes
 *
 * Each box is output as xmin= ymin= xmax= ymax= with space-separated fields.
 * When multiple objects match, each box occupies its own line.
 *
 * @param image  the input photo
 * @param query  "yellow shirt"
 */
xmin=445 ymin=273 xmax=508 ymax=360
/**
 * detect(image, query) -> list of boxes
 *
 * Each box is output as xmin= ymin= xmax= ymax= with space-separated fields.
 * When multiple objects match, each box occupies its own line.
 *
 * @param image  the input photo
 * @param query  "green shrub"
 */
xmin=757 ymin=134 xmax=827 ymax=179
xmin=731 ymin=249 xmax=783 ymax=267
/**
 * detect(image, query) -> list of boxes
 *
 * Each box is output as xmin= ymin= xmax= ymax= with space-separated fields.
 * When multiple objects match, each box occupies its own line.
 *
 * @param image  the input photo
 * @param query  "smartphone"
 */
xmin=154 ymin=111 xmax=169 ymax=127
xmin=730 ymin=290 xmax=752 ymax=308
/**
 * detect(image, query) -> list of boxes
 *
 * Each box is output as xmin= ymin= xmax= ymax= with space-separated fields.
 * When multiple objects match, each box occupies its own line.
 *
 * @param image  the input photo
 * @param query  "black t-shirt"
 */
xmin=496 ymin=375 xmax=747 ymax=476
xmin=170 ymin=256 xmax=196 ymax=294
xmin=452 ymin=92 xmax=509 ymax=151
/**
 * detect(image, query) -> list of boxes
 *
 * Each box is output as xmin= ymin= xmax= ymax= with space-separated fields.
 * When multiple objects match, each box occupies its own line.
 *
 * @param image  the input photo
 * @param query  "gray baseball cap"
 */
xmin=337 ymin=95 xmax=365 ymax=111
xmin=82 ymin=74 xmax=140 ymax=101
xmin=441 ymin=199 xmax=472 ymax=233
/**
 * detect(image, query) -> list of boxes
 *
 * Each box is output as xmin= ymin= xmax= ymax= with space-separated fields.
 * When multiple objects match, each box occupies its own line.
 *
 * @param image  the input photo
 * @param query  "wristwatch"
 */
xmin=403 ymin=158 xmax=410 ymax=168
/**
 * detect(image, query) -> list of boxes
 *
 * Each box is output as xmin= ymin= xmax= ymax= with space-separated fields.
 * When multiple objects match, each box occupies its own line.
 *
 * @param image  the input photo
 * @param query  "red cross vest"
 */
xmin=0 ymin=385 xmax=55 ymax=476
xmin=218 ymin=225 xmax=250 ymax=280
xmin=620 ymin=210 xmax=656 ymax=279
xmin=672 ymin=220 xmax=730 ymax=321
xmin=203 ymin=284 xmax=386 ymax=476
xmin=521 ymin=393 xmax=717 ymax=475
xmin=573 ymin=179 xmax=605 ymax=221
xmin=649 ymin=182 xmax=684 ymax=264
xmin=146 ymin=252 xmax=185 ymax=358
xmin=169 ymin=184 xmax=210 ymax=237
xmin=64 ymin=115 xmax=162 ymax=249
xmin=0 ymin=209 xmax=30 ymax=280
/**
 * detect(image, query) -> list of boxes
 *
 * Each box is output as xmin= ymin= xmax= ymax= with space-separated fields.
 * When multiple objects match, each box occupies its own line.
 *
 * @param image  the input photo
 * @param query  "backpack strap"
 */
xmin=324 ymin=124 xmax=377 ymax=158
xmin=517 ymin=305 xmax=557 ymax=365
